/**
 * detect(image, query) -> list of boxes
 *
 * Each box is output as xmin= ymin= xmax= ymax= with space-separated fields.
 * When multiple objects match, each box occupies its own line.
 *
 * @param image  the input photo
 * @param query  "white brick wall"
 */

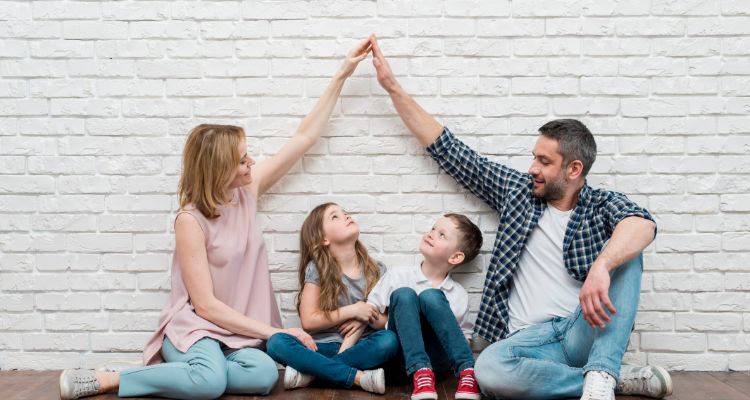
xmin=0 ymin=0 xmax=748 ymax=372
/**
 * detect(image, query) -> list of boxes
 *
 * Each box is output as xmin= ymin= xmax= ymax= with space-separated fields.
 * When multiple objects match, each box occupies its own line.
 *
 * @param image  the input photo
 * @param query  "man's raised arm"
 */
xmin=370 ymin=35 xmax=443 ymax=147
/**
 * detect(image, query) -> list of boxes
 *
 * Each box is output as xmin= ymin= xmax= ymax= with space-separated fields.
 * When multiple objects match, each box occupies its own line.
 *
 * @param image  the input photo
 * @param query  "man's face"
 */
xmin=528 ymin=135 xmax=568 ymax=201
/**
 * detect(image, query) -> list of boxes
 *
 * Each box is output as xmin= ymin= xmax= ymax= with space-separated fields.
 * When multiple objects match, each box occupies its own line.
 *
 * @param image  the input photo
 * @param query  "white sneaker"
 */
xmin=360 ymin=368 xmax=386 ymax=394
xmin=581 ymin=370 xmax=616 ymax=400
xmin=59 ymin=369 xmax=100 ymax=400
xmin=283 ymin=365 xmax=314 ymax=390
xmin=617 ymin=365 xmax=673 ymax=398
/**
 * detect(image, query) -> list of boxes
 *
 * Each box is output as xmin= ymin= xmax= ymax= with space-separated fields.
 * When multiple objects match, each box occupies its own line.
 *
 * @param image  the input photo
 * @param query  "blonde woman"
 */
xmin=58 ymin=38 xmax=372 ymax=400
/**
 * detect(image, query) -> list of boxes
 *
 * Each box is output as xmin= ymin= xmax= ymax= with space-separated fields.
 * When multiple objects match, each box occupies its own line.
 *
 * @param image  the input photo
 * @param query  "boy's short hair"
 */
xmin=444 ymin=213 xmax=483 ymax=265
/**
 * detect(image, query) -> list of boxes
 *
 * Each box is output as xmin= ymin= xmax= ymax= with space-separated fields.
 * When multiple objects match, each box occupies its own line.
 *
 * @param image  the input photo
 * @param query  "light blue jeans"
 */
xmin=119 ymin=336 xmax=278 ymax=399
xmin=475 ymin=254 xmax=643 ymax=400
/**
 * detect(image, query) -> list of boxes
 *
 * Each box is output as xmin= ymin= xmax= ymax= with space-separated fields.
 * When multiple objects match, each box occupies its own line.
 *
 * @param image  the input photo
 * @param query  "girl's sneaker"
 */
xmin=360 ymin=368 xmax=386 ymax=394
xmin=283 ymin=365 xmax=315 ymax=390
xmin=455 ymin=368 xmax=481 ymax=399
xmin=411 ymin=368 xmax=437 ymax=400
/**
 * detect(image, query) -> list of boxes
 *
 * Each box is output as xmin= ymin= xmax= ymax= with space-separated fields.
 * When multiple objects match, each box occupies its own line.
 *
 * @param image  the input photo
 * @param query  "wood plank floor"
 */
xmin=0 ymin=370 xmax=748 ymax=400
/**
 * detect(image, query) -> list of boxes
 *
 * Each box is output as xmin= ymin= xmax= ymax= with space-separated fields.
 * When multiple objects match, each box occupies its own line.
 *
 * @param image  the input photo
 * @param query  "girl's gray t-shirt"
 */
xmin=303 ymin=261 xmax=386 ymax=343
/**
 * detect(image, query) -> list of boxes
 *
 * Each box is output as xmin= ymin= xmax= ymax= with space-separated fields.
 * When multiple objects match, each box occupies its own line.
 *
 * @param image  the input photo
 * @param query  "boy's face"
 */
xmin=419 ymin=216 xmax=464 ymax=266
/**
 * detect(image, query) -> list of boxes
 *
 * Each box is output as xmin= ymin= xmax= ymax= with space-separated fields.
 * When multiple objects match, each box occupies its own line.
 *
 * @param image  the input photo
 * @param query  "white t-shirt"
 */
xmin=367 ymin=264 xmax=474 ymax=340
xmin=507 ymin=205 xmax=583 ymax=334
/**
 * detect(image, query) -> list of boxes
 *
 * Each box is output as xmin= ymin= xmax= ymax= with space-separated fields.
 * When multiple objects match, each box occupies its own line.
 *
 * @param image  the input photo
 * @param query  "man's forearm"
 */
xmin=594 ymin=216 xmax=656 ymax=272
xmin=388 ymin=85 xmax=444 ymax=147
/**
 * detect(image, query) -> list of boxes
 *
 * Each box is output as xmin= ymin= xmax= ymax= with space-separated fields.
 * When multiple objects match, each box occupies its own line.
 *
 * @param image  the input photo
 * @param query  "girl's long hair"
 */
xmin=178 ymin=124 xmax=244 ymax=219
xmin=296 ymin=202 xmax=382 ymax=319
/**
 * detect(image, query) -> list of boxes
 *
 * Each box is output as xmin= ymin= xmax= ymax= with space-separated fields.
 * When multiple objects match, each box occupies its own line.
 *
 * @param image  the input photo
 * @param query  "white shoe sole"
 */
xmin=411 ymin=392 xmax=438 ymax=400
xmin=455 ymin=392 xmax=482 ymax=400
xmin=653 ymin=366 xmax=673 ymax=398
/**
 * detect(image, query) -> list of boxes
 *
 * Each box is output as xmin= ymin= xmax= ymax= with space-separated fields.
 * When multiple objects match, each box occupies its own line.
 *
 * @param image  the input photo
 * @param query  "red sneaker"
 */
xmin=455 ymin=368 xmax=481 ymax=400
xmin=411 ymin=368 xmax=437 ymax=400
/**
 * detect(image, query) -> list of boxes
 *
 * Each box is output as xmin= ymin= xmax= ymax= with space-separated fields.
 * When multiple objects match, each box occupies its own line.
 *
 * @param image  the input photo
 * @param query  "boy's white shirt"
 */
xmin=367 ymin=264 xmax=474 ymax=340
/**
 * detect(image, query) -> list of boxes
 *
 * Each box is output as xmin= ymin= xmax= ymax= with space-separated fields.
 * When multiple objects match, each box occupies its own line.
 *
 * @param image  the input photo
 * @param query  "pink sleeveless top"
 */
xmin=142 ymin=186 xmax=282 ymax=365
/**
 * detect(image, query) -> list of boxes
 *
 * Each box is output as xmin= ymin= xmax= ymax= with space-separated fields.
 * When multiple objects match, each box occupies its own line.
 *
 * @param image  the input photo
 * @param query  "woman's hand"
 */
xmin=338 ymin=319 xmax=366 ymax=337
xmin=281 ymin=327 xmax=318 ymax=351
xmin=336 ymin=36 xmax=373 ymax=79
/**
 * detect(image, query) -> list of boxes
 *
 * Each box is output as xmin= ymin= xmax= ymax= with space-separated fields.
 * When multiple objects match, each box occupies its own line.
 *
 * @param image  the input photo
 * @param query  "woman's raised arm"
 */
xmin=249 ymin=37 xmax=372 ymax=197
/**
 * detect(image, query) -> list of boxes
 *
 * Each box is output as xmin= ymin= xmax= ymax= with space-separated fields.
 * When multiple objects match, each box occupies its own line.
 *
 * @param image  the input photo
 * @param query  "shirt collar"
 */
xmin=415 ymin=263 xmax=455 ymax=290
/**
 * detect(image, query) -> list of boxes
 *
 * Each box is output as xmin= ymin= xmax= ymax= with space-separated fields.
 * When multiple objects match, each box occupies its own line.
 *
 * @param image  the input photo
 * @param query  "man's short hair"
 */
xmin=538 ymin=119 xmax=597 ymax=177
xmin=445 ymin=213 xmax=483 ymax=265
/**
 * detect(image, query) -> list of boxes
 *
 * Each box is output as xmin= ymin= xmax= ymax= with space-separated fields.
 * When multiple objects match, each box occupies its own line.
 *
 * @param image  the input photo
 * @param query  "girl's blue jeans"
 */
xmin=266 ymin=329 xmax=398 ymax=388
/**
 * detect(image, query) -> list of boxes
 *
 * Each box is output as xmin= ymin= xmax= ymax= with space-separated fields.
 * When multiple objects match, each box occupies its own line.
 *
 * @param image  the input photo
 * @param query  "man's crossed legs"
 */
xmin=475 ymin=255 xmax=672 ymax=400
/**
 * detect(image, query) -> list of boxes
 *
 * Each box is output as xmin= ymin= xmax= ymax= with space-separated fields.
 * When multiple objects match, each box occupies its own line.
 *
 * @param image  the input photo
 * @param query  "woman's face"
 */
xmin=227 ymin=137 xmax=254 ymax=189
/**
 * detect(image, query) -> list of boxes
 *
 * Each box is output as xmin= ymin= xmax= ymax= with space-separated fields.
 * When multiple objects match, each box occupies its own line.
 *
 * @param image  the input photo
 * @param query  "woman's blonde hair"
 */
xmin=296 ymin=202 xmax=382 ymax=318
xmin=178 ymin=124 xmax=245 ymax=219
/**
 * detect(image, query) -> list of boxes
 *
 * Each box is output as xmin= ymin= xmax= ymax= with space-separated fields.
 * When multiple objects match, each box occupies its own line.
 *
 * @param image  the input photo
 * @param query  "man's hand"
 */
xmin=579 ymin=264 xmax=616 ymax=329
xmin=370 ymin=35 xmax=400 ymax=93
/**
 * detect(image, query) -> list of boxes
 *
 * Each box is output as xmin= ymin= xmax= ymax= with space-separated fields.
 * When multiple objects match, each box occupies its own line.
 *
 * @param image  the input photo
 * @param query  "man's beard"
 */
xmin=532 ymin=175 xmax=566 ymax=201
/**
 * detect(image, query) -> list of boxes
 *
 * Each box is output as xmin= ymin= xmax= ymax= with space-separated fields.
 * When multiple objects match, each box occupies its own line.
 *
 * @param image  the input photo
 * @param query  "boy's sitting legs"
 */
xmin=389 ymin=288 xmax=480 ymax=399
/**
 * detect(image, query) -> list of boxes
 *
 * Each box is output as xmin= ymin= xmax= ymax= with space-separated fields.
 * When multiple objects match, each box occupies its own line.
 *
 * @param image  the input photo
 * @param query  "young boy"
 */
xmin=366 ymin=213 xmax=483 ymax=400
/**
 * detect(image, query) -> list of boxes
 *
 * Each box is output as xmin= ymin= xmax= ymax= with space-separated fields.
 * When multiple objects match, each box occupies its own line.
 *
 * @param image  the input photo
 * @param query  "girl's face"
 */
xmin=227 ymin=137 xmax=254 ymax=189
xmin=322 ymin=204 xmax=359 ymax=246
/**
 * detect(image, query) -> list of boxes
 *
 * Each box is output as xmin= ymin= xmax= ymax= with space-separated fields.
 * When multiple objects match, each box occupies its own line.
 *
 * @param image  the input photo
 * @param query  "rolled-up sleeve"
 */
xmin=600 ymin=191 xmax=657 ymax=237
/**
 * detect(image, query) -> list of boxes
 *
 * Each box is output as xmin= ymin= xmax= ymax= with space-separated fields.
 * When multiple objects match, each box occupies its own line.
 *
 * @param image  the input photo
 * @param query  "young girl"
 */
xmin=266 ymin=203 xmax=399 ymax=394
xmin=58 ymin=39 xmax=372 ymax=400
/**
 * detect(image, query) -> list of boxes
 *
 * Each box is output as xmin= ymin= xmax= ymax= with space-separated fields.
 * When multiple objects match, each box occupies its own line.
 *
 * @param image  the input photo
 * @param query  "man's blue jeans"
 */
xmin=266 ymin=329 xmax=398 ymax=388
xmin=388 ymin=287 xmax=475 ymax=378
xmin=475 ymin=254 xmax=643 ymax=400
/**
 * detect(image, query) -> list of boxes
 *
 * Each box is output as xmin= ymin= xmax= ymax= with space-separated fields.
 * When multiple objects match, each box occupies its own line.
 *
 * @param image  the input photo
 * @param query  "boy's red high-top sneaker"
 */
xmin=455 ymin=368 xmax=481 ymax=400
xmin=411 ymin=368 xmax=438 ymax=400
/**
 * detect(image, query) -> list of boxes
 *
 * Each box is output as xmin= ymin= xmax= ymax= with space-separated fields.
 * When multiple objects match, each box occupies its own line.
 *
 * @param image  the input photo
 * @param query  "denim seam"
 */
xmin=344 ymin=367 xmax=357 ymax=388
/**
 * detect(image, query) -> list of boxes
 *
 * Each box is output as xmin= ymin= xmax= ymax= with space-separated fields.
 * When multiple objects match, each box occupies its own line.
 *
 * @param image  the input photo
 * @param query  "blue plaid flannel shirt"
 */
xmin=426 ymin=127 xmax=656 ymax=344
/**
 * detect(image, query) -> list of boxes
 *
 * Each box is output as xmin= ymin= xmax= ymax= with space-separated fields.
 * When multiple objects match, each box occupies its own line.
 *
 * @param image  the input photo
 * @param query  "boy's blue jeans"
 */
xmin=266 ymin=329 xmax=398 ymax=388
xmin=474 ymin=254 xmax=643 ymax=400
xmin=387 ymin=287 xmax=475 ymax=378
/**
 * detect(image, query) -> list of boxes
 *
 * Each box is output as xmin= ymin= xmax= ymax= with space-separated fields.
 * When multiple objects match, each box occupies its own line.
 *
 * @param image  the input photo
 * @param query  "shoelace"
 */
xmin=582 ymin=372 xmax=613 ymax=400
xmin=415 ymin=373 xmax=434 ymax=390
xmin=458 ymin=372 xmax=476 ymax=389
xmin=73 ymin=374 xmax=99 ymax=396
xmin=618 ymin=369 xmax=653 ymax=394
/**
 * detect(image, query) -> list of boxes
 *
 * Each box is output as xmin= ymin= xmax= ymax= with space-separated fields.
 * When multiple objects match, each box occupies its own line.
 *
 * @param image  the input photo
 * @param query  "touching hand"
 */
xmin=283 ymin=327 xmax=318 ymax=351
xmin=579 ymin=264 xmax=616 ymax=329
xmin=338 ymin=319 xmax=366 ymax=337
xmin=350 ymin=301 xmax=379 ymax=322
xmin=370 ymin=34 xmax=399 ymax=93
xmin=337 ymin=36 xmax=373 ymax=78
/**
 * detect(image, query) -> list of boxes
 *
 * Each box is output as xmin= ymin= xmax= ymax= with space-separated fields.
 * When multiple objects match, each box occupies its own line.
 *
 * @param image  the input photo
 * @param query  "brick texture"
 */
xmin=0 ymin=0 xmax=747 ymax=371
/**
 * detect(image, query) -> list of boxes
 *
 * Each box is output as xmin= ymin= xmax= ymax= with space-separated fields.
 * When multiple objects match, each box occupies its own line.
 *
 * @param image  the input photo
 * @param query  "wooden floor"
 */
xmin=1 ymin=370 xmax=748 ymax=400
